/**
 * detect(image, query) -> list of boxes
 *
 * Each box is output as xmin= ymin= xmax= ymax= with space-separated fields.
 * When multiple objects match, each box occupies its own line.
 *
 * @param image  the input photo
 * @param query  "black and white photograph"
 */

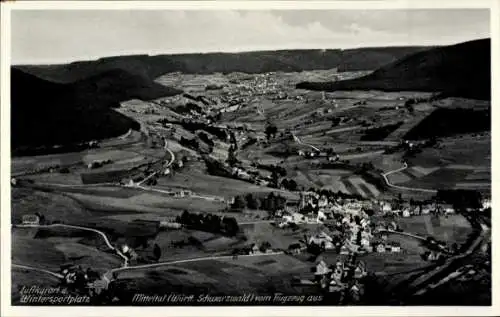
xmin=1 ymin=1 xmax=497 ymax=314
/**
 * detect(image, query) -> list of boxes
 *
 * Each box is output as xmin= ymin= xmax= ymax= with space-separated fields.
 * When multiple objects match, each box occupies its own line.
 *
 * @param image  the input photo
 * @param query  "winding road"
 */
xmin=292 ymin=133 xmax=321 ymax=152
xmin=14 ymin=221 xmax=285 ymax=287
xmin=381 ymin=163 xmax=437 ymax=194
xmin=135 ymin=141 xmax=175 ymax=187
xmin=104 ymin=251 xmax=284 ymax=281
xmin=291 ymin=132 xmax=436 ymax=195
xmin=14 ymin=223 xmax=129 ymax=265
xmin=12 ymin=264 xmax=64 ymax=279
xmin=376 ymin=228 xmax=427 ymax=241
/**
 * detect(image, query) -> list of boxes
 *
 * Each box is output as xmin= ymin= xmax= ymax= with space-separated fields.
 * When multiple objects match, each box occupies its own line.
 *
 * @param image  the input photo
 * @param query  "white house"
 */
xmin=381 ymin=202 xmax=392 ymax=213
xmin=315 ymin=260 xmax=331 ymax=276
xmin=317 ymin=210 xmax=328 ymax=222
xmin=444 ymin=207 xmax=455 ymax=214
xmin=421 ymin=204 xmax=433 ymax=214
xmin=482 ymin=198 xmax=491 ymax=210
xmin=387 ymin=243 xmax=401 ymax=253
xmin=354 ymin=263 xmax=367 ymax=279
xmin=402 ymin=208 xmax=411 ymax=218
xmin=376 ymin=244 xmax=386 ymax=253
xmin=340 ymin=245 xmax=350 ymax=255
xmin=360 ymin=237 xmax=371 ymax=248
xmin=360 ymin=218 xmax=370 ymax=228
xmin=283 ymin=213 xmax=306 ymax=224
xmin=328 ymin=279 xmax=344 ymax=293
xmin=318 ymin=196 xmax=329 ymax=208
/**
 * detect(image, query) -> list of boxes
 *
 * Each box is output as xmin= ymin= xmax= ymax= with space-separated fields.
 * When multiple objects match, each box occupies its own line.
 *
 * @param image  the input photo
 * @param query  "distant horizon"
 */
xmin=12 ymin=37 xmax=490 ymax=67
xmin=12 ymin=9 xmax=490 ymax=65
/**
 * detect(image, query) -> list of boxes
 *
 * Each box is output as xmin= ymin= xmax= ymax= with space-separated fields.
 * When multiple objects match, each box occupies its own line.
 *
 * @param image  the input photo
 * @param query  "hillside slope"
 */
xmin=15 ymin=46 xmax=431 ymax=83
xmin=296 ymin=39 xmax=491 ymax=100
xmin=11 ymin=67 xmax=181 ymax=152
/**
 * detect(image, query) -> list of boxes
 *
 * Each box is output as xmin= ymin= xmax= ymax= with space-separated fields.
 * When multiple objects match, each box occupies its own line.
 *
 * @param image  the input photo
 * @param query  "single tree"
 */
xmin=232 ymin=195 xmax=246 ymax=210
xmin=153 ymin=243 xmax=162 ymax=262
xmin=265 ymin=123 xmax=278 ymax=140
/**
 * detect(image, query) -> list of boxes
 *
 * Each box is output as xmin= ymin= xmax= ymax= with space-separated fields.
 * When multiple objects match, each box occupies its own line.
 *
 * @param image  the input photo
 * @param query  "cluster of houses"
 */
xmin=378 ymin=200 xmax=456 ymax=217
xmin=313 ymin=255 xmax=367 ymax=300
xmin=59 ymin=264 xmax=107 ymax=296
xmin=276 ymin=191 xmax=406 ymax=255
xmin=297 ymin=149 xmax=339 ymax=162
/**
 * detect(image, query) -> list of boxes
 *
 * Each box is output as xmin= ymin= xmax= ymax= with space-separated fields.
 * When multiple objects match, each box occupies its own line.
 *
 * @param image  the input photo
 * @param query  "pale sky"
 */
xmin=12 ymin=9 xmax=490 ymax=65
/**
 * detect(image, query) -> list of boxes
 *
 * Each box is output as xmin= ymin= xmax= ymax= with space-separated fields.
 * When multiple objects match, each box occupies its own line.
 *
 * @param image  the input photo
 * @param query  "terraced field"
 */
xmin=294 ymin=169 xmax=380 ymax=198
xmin=396 ymin=165 xmax=490 ymax=192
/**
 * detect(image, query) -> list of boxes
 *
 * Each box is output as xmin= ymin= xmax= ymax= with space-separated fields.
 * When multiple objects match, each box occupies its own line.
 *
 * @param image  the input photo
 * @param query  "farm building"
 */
xmin=402 ymin=208 xmax=411 ymax=218
xmin=386 ymin=242 xmax=402 ymax=253
xmin=22 ymin=214 xmax=40 ymax=225
xmin=315 ymin=260 xmax=332 ymax=276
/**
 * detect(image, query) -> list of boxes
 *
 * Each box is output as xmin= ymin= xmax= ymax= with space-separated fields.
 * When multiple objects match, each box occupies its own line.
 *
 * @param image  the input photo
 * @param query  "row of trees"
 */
xmin=435 ymin=189 xmax=483 ymax=211
xmin=176 ymin=210 xmax=239 ymax=236
xmin=231 ymin=192 xmax=287 ymax=212
xmin=254 ymin=163 xmax=287 ymax=177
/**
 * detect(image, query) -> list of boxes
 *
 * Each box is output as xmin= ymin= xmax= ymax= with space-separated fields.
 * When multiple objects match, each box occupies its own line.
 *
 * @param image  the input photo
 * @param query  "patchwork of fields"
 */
xmin=388 ymin=164 xmax=490 ymax=192
xmin=295 ymin=169 xmax=380 ymax=198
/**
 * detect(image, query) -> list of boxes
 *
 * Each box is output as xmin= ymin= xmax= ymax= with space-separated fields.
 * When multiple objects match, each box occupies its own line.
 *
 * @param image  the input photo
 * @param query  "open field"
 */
xmin=407 ymin=134 xmax=490 ymax=168
xmin=158 ymin=168 xmax=299 ymax=200
xmin=293 ymin=168 xmax=380 ymax=198
xmin=401 ymin=167 xmax=482 ymax=191
xmin=12 ymin=230 xmax=67 ymax=271
xmin=240 ymin=223 xmax=307 ymax=250
xmin=12 ymin=130 xmax=148 ymax=175
xmin=396 ymin=215 xmax=472 ymax=245
xmin=11 ymin=55 xmax=492 ymax=303
xmin=113 ymin=253 xmax=310 ymax=296
xmin=320 ymin=251 xmax=429 ymax=276
xmin=11 ymin=269 xmax=61 ymax=304
xmin=151 ymin=229 xmax=240 ymax=262
xmin=11 ymin=187 xmax=93 ymax=224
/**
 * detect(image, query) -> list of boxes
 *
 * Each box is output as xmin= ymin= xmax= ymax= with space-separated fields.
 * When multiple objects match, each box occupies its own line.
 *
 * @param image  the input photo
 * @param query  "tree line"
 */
xmin=176 ymin=210 xmax=239 ymax=236
xmin=231 ymin=192 xmax=287 ymax=212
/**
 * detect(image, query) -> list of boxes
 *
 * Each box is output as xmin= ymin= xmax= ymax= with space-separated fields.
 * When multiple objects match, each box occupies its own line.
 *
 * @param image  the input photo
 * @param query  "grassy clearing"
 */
xmin=82 ymin=150 xmax=142 ymax=164
xmin=114 ymin=254 xmax=308 ymax=295
xmin=387 ymin=172 xmax=412 ymax=184
xmin=51 ymin=185 xmax=143 ymax=198
xmin=397 ymin=215 xmax=472 ymax=245
xmin=23 ymin=172 xmax=84 ymax=185
xmin=53 ymin=242 xmax=122 ymax=272
xmin=240 ymin=223 xmax=307 ymax=250
xmin=158 ymin=169 xmax=299 ymax=200
xmin=11 ymin=270 xmax=61 ymax=304
xmin=11 ymin=188 xmax=93 ymax=224
xmin=12 ymin=230 xmax=66 ymax=271
xmin=320 ymin=251 xmax=429 ymax=275
xmin=218 ymin=253 xmax=309 ymax=274
xmin=402 ymin=168 xmax=470 ymax=189
xmin=349 ymin=176 xmax=380 ymax=197
xmin=133 ymin=194 xmax=226 ymax=213
xmin=64 ymin=192 xmax=170 ymax=214
xmin=407 ymin=134 xmax=490 ymax=168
